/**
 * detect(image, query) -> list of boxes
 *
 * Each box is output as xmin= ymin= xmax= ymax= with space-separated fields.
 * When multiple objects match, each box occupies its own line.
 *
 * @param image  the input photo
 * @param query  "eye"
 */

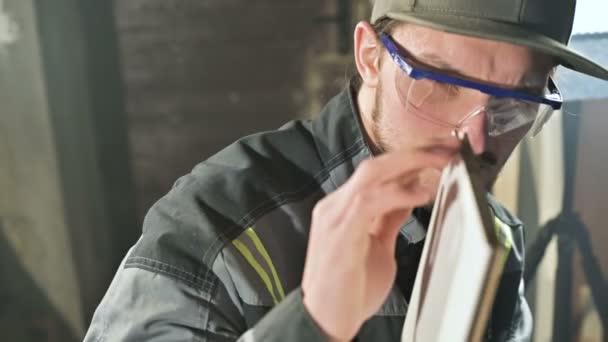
xmin=432 ymin=81 xmax=460 ymax=97
xmin=446 ymin=84 xmax=460 ymax=96
xmin=488 ymin=98 xmax=519 ymax=111
xmin=492 ymin=114 xmax=514 ymax=126
xmin=488 ymin=103 xmax=519 ymax=124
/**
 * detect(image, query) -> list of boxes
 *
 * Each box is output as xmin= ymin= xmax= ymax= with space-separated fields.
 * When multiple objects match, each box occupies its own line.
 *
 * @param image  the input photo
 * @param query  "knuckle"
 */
xmin=349 ymin=190 xmax=371 ymax=211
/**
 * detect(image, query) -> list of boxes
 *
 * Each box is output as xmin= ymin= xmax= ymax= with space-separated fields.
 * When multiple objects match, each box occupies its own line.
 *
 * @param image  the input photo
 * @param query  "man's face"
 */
xmin=357 ymin=23 xmax=554 ymax=192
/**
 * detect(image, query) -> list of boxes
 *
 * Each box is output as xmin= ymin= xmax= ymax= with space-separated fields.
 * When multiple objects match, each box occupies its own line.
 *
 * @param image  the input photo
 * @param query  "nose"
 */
xmin=460 ymin=110 xmax=488 ymax=155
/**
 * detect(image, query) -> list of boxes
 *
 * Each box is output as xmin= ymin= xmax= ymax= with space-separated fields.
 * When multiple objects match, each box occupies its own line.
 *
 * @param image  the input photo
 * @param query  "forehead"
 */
xmin=389 ymin=23 xmax=554 ymax=88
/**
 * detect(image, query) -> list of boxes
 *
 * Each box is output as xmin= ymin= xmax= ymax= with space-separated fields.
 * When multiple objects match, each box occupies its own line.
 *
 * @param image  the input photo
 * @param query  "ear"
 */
xmin=354 ymin=21 xmax=382 ymax=88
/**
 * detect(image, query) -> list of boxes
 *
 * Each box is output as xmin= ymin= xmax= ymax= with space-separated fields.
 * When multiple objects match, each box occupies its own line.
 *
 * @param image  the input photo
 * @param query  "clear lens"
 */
xmin=395 ymin=71 xmax=555 ymax=137
xmin=529 ymin=104 xmax=555 ymax=137
xmin=395 ymin=72 xmax=469 ymax=128
xmin=486 ymin=99 xmax=552 ymax=137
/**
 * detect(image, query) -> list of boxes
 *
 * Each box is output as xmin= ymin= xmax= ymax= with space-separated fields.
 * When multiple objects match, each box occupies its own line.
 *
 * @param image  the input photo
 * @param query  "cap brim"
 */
xmin=385 ymin=11 xmax=608 ymax=81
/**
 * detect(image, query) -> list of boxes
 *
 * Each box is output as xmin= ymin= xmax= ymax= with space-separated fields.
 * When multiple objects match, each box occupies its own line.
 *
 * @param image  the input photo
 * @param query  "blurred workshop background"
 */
xmin=0 ymin=0 xmax=606 ymax=341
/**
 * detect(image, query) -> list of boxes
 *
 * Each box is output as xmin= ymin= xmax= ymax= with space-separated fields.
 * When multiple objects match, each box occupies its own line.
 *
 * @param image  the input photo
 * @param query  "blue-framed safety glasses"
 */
xmin=380 ymin=32 xmax=563 ymax=137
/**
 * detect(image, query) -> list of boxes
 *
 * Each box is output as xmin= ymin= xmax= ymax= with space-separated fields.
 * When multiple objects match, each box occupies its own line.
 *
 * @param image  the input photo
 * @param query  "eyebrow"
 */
xmin=417 ymin=52 xmax=463 ymax=74
xmin=415 ymin=52 xmax=547 ymax=94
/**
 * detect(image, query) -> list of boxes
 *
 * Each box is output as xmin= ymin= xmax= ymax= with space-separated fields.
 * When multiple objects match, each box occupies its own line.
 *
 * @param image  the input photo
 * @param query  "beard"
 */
xmin=369 ymin=82 xmax=392 ymax=155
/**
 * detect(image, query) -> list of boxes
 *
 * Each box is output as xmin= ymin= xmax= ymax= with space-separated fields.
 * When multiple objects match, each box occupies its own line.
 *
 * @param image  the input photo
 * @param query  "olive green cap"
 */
xmin=372 ymin=0 xmax=608 ymax=80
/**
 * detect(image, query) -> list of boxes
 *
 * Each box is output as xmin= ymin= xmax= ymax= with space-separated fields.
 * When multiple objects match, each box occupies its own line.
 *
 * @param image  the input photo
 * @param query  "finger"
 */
xmin=349 ymin=146 xmax=457 ymax=190
xmin=417 ymin=168 xmax=442 ymax=192
xmin=343 ymin=179 xmax=433 ymax=234
xmin=372 ymin=208 xmax=413 ymax=250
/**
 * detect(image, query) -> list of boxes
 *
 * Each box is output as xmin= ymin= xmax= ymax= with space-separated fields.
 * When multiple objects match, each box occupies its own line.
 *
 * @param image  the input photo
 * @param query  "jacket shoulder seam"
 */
xmin=125 ymin=256 xmax=217 ymax=292
xmin=202 ymin=139 xmax=367 ymax=271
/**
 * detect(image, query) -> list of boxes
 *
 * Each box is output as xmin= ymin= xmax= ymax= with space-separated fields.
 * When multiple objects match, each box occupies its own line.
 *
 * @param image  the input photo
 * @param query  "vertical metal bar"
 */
xmin=561 ymin=102 xmax=582 ymax=212
xmin=33 ymin=0 xmax=137 ymax=326
xmin=551 ymin=102 xmax=582 ymax=342
xmin=573 ymin=214 xmax=608 ymax=340
xmin=552 ymin=234 xmax=575 ymax=342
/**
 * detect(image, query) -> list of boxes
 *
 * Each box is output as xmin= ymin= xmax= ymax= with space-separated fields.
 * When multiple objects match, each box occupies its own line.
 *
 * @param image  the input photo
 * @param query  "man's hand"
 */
xmin=302 ymin=147 xmax=455 ymax=341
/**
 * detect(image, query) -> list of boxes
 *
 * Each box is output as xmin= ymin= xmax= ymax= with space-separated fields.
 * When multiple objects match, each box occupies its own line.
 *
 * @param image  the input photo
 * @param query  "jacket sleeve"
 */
xmin=83 ymin=255 xmax=328 ymax=342
xmin=487 ymin=275 xmax=533 ymax=342
xmin=487 ymin=223 xmax=533 ymax=341
xmin=510 ymin=279 xmax=533 ymax=341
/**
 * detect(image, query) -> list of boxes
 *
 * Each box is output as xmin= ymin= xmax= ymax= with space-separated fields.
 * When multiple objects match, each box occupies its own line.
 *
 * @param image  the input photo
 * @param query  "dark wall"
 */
xmin=114 ymin=0 xmax=330 ymax=221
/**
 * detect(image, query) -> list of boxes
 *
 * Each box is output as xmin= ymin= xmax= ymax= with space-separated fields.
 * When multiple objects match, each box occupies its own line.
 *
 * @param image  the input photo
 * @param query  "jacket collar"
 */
xmin=310 ymin=81 xmax=427 ymax=243
xmin=310 ymin=80 xmax=374 ymax=190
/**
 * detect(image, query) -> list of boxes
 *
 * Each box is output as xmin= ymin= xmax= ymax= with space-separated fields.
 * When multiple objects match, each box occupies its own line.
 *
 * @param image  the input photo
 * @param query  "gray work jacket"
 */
xmin=84 ymin=83 xmax=532 ymax=341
